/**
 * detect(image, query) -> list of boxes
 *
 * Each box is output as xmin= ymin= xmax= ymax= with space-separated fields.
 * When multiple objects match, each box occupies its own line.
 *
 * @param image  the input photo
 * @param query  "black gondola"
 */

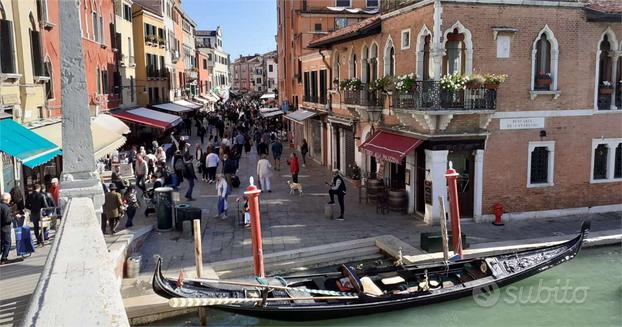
xmin=152 ymin=221 xmax=590 ymax=321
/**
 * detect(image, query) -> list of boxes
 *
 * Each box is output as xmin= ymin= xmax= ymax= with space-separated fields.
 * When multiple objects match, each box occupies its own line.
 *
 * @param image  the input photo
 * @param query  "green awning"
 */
xmin=0 ymin=119 xmax=61 ymax=168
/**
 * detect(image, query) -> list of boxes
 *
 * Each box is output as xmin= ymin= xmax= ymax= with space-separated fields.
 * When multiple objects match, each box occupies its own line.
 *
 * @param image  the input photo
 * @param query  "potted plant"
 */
xmin=535 ymin=72 xmax=552 ymax=89
xmin=440 ymin=72 xmax=468 ymax=91
xmin=146 ymin=35 xmax=157 ymax=45
xmin=466 ymin=73 xmax=485 ymax=89
xmin=339 ymin=78 xmax=362 ymax=91
xmin=394 ymin=73 xmax=417 ymax=93
xmin=158 ymin=38 xmax=166 ymax=48
xmin=599 ymin=81 xmax=613 ymax=95
xmin=369 ymin=76 xmax=395 ymax=93
xmin=483 ymin=73 xmax=507 ymax=90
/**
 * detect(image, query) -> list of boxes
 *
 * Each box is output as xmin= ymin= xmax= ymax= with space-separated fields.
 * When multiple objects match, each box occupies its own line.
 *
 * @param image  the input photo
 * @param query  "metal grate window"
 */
xmin=593 ymin=144 xmax=608 ymax=180
xmin=614 ymin=144 xmax=621 ymax=179
xmin=530 ymin=146 xmax=549 ymax=184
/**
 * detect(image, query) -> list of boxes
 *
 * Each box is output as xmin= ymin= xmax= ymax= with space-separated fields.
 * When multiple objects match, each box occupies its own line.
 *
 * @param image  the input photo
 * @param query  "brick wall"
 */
xmin=483 ymin=114 xmax=622 ymax=214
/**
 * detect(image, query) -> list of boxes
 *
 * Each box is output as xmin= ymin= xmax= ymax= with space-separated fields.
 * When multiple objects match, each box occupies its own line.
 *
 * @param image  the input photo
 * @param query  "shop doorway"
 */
xmin=389 ymin=160 xmax=406 ymax=190
xmin=447 ymin=150 xmax=474 ymax=217
xmin=334 ymin=128 xmax=341 ymax=171
xmin=415 ymin=147 xmax=426 ymax=215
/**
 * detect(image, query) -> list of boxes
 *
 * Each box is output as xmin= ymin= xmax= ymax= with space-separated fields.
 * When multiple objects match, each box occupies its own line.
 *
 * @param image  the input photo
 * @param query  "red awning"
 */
xmin=359 ymin=131 xmax=423 ymax=164
xmin=110 ymin=107 xmax=182 ymax=130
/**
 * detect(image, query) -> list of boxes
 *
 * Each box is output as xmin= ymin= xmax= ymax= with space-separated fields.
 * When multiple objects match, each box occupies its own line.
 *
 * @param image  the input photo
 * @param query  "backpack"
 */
xmin=174 ymin=158 xmax=185 ymax=171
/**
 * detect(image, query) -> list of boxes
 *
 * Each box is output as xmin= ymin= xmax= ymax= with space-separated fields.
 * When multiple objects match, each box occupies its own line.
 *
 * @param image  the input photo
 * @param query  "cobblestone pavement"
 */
xmin=136 ymin=130 xmax=622 ymax=276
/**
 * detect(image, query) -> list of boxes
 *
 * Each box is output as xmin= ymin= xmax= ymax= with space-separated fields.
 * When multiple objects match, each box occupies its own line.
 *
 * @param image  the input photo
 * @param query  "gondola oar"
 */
xmin=185 ymin=278 xmax=356 ymax=297
xmin=169 ymin=295 xmax=359 ymax=308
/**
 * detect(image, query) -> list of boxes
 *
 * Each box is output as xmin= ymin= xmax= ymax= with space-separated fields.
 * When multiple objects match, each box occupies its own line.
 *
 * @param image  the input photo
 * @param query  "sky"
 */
xmin=182 ymin=0 xmax=277 ymax=59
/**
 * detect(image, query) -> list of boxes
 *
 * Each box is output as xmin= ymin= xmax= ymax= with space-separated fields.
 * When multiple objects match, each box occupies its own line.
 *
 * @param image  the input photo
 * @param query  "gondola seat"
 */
xmin=381 ymin=276 xmax=405 ymax=286
xmin=360 ymin=277 xmax=384 ymax=296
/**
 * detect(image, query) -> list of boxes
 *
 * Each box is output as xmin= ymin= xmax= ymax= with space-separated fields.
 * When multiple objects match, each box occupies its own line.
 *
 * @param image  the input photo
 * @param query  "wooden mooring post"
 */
xmin=193 ymin=219 xmax=208 ymax=325
xmin=438 ymin=196 xmax=450 ymax=262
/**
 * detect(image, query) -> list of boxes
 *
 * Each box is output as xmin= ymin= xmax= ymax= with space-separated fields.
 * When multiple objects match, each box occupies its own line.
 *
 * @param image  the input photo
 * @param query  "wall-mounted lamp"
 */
xmin=539 ymin=130 xmax=547 ymax=139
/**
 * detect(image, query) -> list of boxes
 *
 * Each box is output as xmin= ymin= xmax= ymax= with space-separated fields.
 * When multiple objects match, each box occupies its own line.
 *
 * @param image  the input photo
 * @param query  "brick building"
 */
xmin=276 ymin=0 xmax=378 ymax=111
xmin=80 ymin=0 xmax=121 ymax=114
xmin=280 ymin=0 xmax=622 ymax=223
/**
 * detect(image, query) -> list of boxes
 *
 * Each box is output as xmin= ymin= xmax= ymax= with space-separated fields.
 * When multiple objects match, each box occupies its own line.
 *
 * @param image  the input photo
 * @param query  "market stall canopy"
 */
xmin=260 ymin=93 xmax=276 ymax=99
xmin=152 ymin=102 xmax=194 ymax=114
xmin=359 ymin=131 xmax=423 ymax=164
xmin=173 ymin=100 xmax=202 ymax=110
xmin=91 ymin=113 xmax=131 ymax=135
xmin=260 ymin=110 xmax=284 ymax=118
xmin=31 ymin=115 xmax=129 ymax=160
xmin=284 ymin=109 xmax=317 ymax=124
xmin=0 ymin=119 xmax=62 ymax=168
xmin=110 ymin=107 xmax=182 ymax=130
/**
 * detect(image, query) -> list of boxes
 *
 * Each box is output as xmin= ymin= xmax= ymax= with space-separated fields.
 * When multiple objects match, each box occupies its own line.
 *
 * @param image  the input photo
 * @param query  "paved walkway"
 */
xmin=137 ymin=130 xmax=622 ymax=279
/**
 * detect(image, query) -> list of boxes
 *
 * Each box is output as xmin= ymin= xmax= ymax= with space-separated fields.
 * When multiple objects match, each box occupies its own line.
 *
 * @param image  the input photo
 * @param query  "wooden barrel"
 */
xmin=388 ymin=189 xmax=408 ymax=212
xmin=366 ymin=179 xmax=383 ymax=203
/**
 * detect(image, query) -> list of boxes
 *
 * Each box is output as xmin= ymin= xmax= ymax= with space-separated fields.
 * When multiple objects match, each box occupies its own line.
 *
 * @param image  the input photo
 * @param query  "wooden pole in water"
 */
xmin=193 ymin=219 xmax=208 ymax=325
xmin=438 ymin=196 xmax=450 ymax=262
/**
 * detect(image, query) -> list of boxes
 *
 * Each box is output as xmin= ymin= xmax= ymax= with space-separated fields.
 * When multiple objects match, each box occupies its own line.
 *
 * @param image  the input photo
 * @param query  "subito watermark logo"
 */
xmin=472 ymin=279 xmax=590 ymax=307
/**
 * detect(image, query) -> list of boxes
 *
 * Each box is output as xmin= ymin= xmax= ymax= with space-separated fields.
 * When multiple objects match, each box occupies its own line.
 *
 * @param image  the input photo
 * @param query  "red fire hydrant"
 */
xmin=492 ymin=203 xmax=504 ymax=226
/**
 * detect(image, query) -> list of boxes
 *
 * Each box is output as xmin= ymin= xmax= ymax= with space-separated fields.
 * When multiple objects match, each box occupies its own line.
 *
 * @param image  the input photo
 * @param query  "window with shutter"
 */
xmin=530 ymin=147 xmax=549 ymax=184
xmin=0 ymin=19 xmax=17 ymax=74
xmin=615 ymin=144 xmax=622 ymax=179
xmin=30 ymin=30 xmax=44 ymax=76
xmin=593 ymin=144 xmax=608 ymax=180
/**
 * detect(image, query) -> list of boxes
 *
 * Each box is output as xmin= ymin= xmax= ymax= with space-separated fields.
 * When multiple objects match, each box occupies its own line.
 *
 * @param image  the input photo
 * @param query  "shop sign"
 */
xmin=499 ymin=117 xmax=545 ymax=130
xmin=424 ymin=180 xmax=433 ymax=205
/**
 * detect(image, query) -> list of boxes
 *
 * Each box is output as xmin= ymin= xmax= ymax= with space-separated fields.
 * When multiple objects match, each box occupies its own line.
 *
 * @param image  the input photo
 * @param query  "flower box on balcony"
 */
xmin=599 ymin=87 xmax=614 ymax=95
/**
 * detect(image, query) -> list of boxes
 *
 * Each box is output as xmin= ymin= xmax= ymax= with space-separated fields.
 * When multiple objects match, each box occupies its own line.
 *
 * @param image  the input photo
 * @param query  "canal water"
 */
xmin=154 ymin=246 xmax=621 ymax=326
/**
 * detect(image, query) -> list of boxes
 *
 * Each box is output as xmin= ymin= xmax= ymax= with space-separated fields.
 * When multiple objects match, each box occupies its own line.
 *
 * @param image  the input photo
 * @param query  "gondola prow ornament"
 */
xmin=245 ymin=177 xmax=265 ymax=277
xmin=445 ymin=162 xmax=463 ymax=259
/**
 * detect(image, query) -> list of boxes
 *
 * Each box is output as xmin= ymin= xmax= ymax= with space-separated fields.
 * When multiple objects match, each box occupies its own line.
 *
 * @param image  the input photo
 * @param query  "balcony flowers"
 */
xmin=599 ymin=81 xmax=613 ymax=95
xmin=394 ymin=73 xmax=417 ymax=92
xmin=440 ymin=72 xmax=468 ymax=91
xmin=465 ymin=73 xmax=485 ymax=89
xmin=368 ymin=76 xmax=394 ymax=93
xmin=483 ymin=73 xmax=507 ymax=90
xmin=340 ymin=78 xmax=362 ymax=91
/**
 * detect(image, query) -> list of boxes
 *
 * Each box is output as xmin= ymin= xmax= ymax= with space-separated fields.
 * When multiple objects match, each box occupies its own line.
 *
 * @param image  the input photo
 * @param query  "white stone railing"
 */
xmin=22 ymin=197 xmax=129 ymax=327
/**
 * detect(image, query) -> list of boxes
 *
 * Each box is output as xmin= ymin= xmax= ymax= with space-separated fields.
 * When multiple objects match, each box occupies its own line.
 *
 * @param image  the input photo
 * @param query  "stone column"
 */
xmin=424 ymin=149 xmax=448 ymax=224
xmin=473 ymin=149 xmax=484 ymax=222
xmin=431 ymin=0 xmax=445 ymax=81
xmin=609 ymin=52 xmax=620 ymax=110
xmin=58 ymin=0 xmax=104 ymax=211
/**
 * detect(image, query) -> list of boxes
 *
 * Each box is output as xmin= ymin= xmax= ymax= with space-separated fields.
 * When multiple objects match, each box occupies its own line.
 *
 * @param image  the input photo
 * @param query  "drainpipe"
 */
xmin=319 ymin=48 xmax=332 ymax=112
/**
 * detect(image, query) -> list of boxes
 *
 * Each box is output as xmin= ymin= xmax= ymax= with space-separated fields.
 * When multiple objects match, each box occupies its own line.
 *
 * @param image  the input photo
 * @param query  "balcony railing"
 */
xmin=303 ymin=95 xmax=328 ymax=105
xmin=343 ymin=89 xmax=385 ymax=107
xmin=392 ymin=80 xmax=497 ymax=111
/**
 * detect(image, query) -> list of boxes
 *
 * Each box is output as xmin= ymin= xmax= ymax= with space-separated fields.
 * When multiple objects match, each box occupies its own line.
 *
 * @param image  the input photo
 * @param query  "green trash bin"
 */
xmin=155 ymin=187 xmax=174 ymax=231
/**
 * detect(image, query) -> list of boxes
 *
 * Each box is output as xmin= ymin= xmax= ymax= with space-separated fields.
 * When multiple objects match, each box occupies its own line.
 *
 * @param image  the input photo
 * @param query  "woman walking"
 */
xmin=215 ymin=174 xmax=230 ymax=219
xmin=287 ymin=152 xmax=300 ymax=183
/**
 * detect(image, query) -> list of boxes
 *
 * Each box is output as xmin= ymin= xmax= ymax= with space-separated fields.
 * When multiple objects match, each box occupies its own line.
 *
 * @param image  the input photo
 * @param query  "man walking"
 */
xmin=26 ymin=184 xmax=48 ymax=246
xmin=206 ymin=149 xmax=220 ymax=183
xmin=134 ymin=155 xmax=148 ymax=193
xmin=103 ymin=184 xmax=124 ymax=234
xmin=215 ymin=174 xmax=230 ymax=219
xmin=184 ymin=156 xmax=197 ymax=201
xmin=328 ymin=169 xmax=346 ymax=220
xmin=271 ymin=139 xmax=283 ymax=171
xmin=287 ymin=152 xmax=300 ymax=183
xmin=0 ymin=193 xmax=21 ymax=265
xmin=222 ymin=154 xmax=237 ymax=188
xmin=256 ymin=154 xmax=273 ymax=192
